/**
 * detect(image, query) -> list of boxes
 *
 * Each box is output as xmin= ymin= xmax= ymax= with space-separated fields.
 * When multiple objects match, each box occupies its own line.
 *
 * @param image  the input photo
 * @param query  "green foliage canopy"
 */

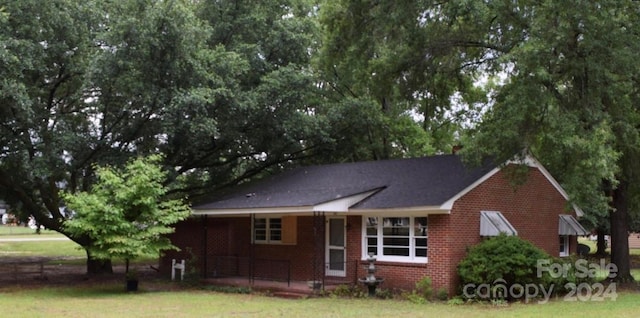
xmin=316 ymin=0 xmax=488 ymax=158
xmin=0 ymin=0 xmax=329 ymax=250
xmin=458 ymin=0 xmax=640 ymax=281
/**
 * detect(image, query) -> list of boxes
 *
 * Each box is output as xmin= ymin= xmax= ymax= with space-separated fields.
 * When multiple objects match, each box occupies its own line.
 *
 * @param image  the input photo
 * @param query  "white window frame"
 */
xmin=252 ymin=217 xmax=282 ymax=244
xmin=362 ymin=216 xmax=428 ymax=263
xmin=559 ymin=235 xmax=569 ymax=257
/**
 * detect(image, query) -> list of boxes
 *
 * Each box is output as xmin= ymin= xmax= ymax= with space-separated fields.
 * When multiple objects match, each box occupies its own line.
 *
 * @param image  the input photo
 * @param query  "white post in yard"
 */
xmin=171 ymin=259 xmax=186 ymax=281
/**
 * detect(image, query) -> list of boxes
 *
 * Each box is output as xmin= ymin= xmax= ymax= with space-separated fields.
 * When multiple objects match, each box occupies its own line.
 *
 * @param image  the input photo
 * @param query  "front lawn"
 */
xmin=0 ymin=224 xmax=60 ymax=236
xmin=0 ymin=227 xmax=155 ymax=265
xmin=0 ymin=230 xmax=637 ymax=317
xmin=0 ymin=238 xmax=85 ymax=259
xmin=0 ymin=283 xmax=638 ymax=317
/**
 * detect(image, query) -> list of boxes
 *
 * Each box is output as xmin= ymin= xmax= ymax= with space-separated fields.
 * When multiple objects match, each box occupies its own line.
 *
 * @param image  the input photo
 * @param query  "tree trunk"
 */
xmin=596 ymin=228 xmax=607 ymax=256
xmin=86 ymin=251 xmax=113 ymax=275
xmin=609 ymin=180 xmax=634 ymax=282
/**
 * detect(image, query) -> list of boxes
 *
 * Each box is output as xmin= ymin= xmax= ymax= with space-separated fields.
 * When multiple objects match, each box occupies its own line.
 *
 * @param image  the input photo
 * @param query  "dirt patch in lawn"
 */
xmin=0 ymin=256 xmax=175 ymax=290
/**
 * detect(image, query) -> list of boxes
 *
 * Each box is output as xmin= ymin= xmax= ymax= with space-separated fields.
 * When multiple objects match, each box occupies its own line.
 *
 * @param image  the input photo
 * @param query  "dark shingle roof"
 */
xmin=194 ymin=155 xmax=497 ymax=211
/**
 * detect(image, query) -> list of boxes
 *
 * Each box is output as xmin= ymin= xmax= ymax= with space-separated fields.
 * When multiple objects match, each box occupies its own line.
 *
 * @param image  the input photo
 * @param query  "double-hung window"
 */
xmin=253 ymin=217 xmax=282 ymax=244
xmin=364 ymin=216 xmax=428 ymax=262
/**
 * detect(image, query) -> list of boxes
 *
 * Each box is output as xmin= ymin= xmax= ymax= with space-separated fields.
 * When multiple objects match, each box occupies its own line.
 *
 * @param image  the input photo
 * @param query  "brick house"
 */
xmin=629 ymin=233 xmax=640 ymax=249
xmin=162 ymin=154 xmax=588 ymax=294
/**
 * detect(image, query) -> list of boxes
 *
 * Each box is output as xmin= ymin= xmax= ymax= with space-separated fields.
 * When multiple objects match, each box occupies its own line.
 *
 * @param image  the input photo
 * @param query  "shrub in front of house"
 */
xmin=405 ymin=276 xmax=434 ymax=303
xmin=457 ymin=234 xmax=554 ymax=301
xmin=547 ymin=255 xmax=597 ymax=294
xmin=330 ymin=284 xmax=367 ymax=298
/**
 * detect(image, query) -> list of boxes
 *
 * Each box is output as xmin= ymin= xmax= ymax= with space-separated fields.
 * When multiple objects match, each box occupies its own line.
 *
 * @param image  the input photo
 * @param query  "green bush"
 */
xmin=405 ymin=276 xmax=433 ymax=304
xmin=548 ymin=256 xmax=596 ymax=294
xmin=406 ymin=292 xmax=428 ymax=304
xmin=436 ymin=287 xmax=449 ymax=301
xmin=330 ymin=284 xmax=366 ymax=298
xmin=457 ymin=234 xmax=554 ymax=300
xmin=374 ymin=288 xmax=393 ymax=299
xmin=414 ymin=276 xmax=433 ymax=299
xmin=447 ymin=297 xmax=466 ymax=305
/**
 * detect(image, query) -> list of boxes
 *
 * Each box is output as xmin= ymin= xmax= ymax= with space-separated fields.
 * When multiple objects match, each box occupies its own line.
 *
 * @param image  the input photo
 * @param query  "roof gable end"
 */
xmin=440 ymin=155 xmax=582 ymax=217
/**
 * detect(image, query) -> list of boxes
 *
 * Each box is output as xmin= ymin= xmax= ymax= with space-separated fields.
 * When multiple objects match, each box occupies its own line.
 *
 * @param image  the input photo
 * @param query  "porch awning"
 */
xmin=559 ymin=214 xmax=589 ymax=236
xmin=480 ymin=211 xmax=517 ymax=236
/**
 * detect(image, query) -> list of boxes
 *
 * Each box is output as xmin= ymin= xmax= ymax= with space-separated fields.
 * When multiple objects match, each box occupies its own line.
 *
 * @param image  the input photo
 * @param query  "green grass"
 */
xmin=0 ymin=239 xmax=85 ymax=259
xmin=578 ymin=237 xmax=640 ymax=256
xmin=0 ymin=230 xmax=158 ymax=267
xmin=0 ymin=230 xmax=637 ymax=317
xmin=0 ymin=284 xmax=638 ymax=318
xmin=0 ymin=227 xmax=85 ymax=259
xmin=575 ymin=238 xmax=640 ymax=281
xmin=0 ymin=225 xmax=61 ymax=236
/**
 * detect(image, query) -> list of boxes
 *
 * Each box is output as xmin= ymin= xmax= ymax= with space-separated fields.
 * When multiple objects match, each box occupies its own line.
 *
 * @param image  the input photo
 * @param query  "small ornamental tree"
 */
xmin=63 ymin=155 xmax=191 ymax=276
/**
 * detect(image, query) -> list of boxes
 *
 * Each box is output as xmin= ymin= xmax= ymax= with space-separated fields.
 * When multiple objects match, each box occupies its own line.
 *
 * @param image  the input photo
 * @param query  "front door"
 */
xmin=326 ymin=217 xmax=346 ymax=277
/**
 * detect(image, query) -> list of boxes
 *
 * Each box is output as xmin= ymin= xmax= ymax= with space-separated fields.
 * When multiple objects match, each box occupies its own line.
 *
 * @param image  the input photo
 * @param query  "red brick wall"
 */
xmin=434 ymin=165 xmax=577 ymax=295
xmin=249 ymin=215 xmax=318 ymax=280
xmin=164 ymin=215 xmax=359 ymax=283
xmin=162 ymin=216 xmax=250 ymax=274
xmin=164 ymin=164 xmax=578 ymax=295
xmin=162 ymin=217 xmax=204 ymax=271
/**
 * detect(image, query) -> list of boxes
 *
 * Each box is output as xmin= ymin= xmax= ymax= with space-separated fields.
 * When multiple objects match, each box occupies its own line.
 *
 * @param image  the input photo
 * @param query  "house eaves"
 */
xmin=191 ymin=205 xmax=316 ymax=216
xmin=191 ymin=188 xmax=452 ymax=217
xmin=191 ymin=205 xmax=450 ymax=217
xmin=192 ymin=189 xmax=381 ymax=216
xmin=349 ymin=205 xmax=450 ymax=215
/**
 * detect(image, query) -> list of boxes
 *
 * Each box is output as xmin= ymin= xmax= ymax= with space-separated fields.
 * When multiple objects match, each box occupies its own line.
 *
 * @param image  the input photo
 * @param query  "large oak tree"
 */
xmin=316 ymin=0 xmax=640 ymax=282
xmin=0 ymin=0 xmax=331 ymax=273
xmin=458 ymin=0 xmax=640 ymax=282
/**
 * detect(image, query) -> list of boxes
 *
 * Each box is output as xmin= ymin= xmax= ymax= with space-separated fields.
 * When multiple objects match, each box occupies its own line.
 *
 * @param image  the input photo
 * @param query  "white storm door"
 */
xmin=326 ymin=217 xmax=346 ymax=277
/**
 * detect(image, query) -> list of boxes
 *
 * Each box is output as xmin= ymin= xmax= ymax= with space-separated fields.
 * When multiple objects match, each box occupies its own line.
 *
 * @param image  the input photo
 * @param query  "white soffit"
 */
xmin=351 ymin=206 xmax=449 ymax=215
